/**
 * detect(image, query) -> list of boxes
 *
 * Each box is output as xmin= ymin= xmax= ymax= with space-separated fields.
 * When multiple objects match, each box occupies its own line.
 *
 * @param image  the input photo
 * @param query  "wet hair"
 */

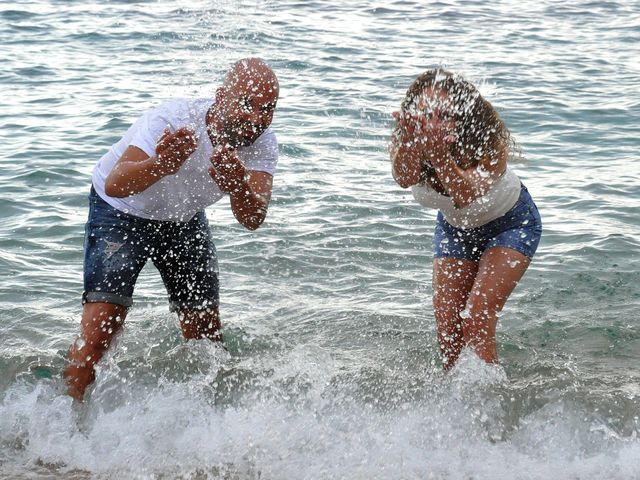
xmin=398 ymin=68 xmax=511 ymax=171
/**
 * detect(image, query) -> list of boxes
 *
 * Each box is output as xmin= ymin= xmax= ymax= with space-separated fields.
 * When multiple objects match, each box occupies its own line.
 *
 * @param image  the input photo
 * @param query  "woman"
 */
xmin=390 ymin=69 xmax=542 ymax=369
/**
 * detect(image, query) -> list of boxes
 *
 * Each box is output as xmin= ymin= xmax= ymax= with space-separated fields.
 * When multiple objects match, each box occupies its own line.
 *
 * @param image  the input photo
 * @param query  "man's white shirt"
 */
xmin=92 ymin=98 xmax=278 ymax=221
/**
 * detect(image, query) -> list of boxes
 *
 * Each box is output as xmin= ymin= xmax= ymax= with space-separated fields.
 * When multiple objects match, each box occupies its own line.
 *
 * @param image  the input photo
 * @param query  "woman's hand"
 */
xmin=392 ymin=110 xmax=428 ymax=156
xmin=390 ymin=109 xmax=454 ymax=188
xmin=389 ymin=111 xmax=424 ymax=188
xmin=421 ymin=115 xmax=456 ymax=169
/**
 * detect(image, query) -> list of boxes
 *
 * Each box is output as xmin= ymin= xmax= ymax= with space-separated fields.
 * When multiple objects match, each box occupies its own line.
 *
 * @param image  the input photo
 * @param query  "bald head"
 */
xmin=209 ymin=58 xmax=279 ymax=148
xmin=224 ymin=57 xmax=279 ymax=97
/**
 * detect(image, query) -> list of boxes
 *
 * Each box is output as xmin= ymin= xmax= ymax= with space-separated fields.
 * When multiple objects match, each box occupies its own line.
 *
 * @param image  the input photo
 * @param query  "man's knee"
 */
xmin=80 ymin=303 xmax=127 ymax=341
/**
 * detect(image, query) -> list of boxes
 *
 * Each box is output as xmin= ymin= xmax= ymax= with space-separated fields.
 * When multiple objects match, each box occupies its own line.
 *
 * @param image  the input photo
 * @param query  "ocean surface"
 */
xmin=1 ymin=0 xmax=639 ymax=478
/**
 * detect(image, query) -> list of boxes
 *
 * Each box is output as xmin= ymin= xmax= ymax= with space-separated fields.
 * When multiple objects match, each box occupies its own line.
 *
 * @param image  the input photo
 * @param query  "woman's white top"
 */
xmin=411 ymin=167 xmax=521 ymax=229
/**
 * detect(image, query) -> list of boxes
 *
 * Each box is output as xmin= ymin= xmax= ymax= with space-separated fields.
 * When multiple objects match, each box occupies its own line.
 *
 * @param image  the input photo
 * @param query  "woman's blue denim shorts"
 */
xmin=433 ymin=184 xmax=542 ymax=262
xmin=83 ymin=187 xmax=219 ymax=311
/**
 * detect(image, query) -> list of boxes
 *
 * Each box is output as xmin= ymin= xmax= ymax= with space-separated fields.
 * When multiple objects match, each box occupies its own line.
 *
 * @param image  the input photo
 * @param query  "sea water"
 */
xmin=1 ymin=1 xmax=639 ymax=478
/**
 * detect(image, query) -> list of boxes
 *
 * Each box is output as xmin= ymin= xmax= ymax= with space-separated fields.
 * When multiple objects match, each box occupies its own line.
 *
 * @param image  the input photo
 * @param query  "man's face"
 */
xmin=214 ymin=72 xmax=279 ymax=148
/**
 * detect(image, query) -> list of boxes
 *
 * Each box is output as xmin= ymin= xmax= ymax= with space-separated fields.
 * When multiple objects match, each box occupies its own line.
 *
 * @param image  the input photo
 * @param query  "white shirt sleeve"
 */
xmin=129 ymin=103 xmax=175 ymax=157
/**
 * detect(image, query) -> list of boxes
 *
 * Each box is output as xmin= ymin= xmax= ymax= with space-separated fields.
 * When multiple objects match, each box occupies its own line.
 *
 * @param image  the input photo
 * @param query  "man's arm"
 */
xmin=229 ymin=171 xmax=272 ymax=231
xmin=209 ymin=148 xmax=273 ymax=230
xmin=104 ymin=127 xmax=197 ymax=198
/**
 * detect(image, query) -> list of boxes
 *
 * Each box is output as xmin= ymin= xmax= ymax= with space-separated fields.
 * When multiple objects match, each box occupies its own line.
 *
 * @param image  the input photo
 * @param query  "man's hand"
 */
xmin=208 ymin=146 xmax=248 ymax=194
xmin=154 ymin=127 xmax=198 ymax=176
xmin=208 ymin=146 xmax=273 ymax=230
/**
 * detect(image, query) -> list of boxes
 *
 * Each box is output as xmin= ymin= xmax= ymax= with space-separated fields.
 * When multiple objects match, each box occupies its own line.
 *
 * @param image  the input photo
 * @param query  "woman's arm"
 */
xmin=389 ymin=138 xmax=423 ymax=188
xmin=428 ymin=140 xmax=507 ymax=208
xmin=398 ymin=110 xmax=506 ymax=208
xmin=389 ymin=111 xmax=426 ymax=188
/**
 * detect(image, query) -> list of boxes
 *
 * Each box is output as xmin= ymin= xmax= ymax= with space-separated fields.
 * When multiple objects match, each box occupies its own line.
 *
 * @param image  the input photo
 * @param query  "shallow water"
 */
xmin=1 ymin=1 xmax=640 ymax=478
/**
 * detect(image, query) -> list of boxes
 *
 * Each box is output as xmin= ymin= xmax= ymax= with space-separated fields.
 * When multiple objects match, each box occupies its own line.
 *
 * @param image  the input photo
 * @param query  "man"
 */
xmin=64 ymin=58 xmax=279 ymax=400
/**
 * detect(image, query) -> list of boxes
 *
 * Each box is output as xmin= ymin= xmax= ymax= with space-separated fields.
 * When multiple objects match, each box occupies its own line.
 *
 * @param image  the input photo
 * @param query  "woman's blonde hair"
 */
xmin=400 ymin=68 xmax=511 ymax=169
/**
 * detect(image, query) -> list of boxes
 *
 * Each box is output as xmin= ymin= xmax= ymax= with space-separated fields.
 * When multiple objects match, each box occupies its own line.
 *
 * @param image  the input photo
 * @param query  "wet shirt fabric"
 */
xmin=433 ymin=184 xmax=542 ymax=261
xmin=91 ymin=97 xmax=278 ymax=221
xmin=411 ymin=167 xmax=521 ymax=229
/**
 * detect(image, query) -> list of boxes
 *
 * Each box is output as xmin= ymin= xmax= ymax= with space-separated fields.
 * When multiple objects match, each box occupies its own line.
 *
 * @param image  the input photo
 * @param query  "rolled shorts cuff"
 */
xmin=169 ymin=299 xmax=219 ymax=313
xmin=83 ymin=291 xmax=133 ymax=308
xmin=485 ymin=233 xmax=540 ymax=260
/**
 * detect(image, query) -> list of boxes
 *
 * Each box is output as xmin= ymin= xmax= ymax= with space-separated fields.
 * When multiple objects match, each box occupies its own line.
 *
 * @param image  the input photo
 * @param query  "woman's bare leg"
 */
xmin=463 ymin=247 xmax=531 ymax=363
xmin=433 ymin=257 xmax=478 ymax=369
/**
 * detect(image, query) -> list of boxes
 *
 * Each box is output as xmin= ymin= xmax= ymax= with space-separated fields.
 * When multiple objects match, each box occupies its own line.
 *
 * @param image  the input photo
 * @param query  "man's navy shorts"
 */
xmin=433 ymin=184 xmax=542 ymax=262
xmin=83 ymin=187 xmax=219 ymax=311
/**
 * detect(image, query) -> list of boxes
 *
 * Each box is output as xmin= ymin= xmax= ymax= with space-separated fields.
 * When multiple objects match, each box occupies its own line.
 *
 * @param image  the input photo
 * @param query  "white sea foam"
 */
xmin=1 ymin=344 xmax=638 ymax=479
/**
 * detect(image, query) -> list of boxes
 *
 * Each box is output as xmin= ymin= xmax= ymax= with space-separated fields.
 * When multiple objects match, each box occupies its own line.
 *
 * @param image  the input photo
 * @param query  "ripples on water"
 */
xmin=1 ymin=1 xmax=639 ymax=478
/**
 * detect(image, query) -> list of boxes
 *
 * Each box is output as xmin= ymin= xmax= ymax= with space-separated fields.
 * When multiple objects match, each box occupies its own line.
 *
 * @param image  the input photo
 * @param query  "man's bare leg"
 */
xmin=64 ymin=302 xmax=128 ymax=401
xmin=178 ymin=307 xmax=223 ymax=342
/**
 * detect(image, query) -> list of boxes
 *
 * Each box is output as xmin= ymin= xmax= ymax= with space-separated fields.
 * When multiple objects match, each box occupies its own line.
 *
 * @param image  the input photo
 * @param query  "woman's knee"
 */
xmin=462 ymin=307 xmax=497 ymax=342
